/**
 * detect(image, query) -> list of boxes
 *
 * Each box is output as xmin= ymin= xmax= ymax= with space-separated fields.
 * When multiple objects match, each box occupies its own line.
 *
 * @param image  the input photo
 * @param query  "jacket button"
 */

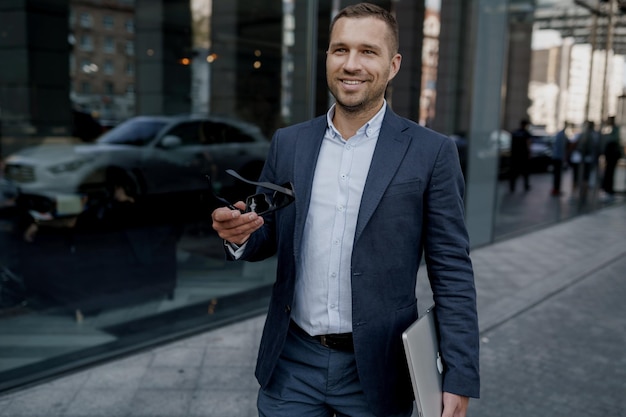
xmin=284 ymin=305 xmax=291 ymax=313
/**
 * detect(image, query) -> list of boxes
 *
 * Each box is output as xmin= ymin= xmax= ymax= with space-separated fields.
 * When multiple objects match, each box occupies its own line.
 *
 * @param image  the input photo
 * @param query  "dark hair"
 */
xmin=329 ymin=3 xmax=399 ymax=55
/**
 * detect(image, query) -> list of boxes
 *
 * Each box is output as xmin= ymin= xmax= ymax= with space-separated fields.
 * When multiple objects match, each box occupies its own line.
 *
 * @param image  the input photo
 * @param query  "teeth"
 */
xmin=343 ymin=80 xmax=361 ymax=85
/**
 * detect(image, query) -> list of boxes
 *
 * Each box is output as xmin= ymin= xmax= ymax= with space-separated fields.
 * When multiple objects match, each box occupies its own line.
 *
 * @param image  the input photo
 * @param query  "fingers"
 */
xmin=211 ymin=205 xmax=264 ymax=245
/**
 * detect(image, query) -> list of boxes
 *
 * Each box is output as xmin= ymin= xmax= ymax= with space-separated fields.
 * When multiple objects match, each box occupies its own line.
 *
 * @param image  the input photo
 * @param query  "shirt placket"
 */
xmin=326 ymin=139 xmax=355 ymax=332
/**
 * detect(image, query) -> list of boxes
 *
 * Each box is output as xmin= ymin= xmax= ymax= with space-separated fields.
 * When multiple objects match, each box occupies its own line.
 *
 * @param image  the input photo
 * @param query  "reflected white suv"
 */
xmin=4 ymin=115 xmax=270 ymax=219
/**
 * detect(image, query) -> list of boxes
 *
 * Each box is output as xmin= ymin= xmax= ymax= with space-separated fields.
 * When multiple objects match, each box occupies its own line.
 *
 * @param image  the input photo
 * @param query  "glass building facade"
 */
xmin=1 ymin=0 xmax=624 ymax=392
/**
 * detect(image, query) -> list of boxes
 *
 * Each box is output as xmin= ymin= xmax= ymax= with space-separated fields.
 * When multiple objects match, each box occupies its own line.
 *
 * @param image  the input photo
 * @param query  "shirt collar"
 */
xmin=326 ymin=100 xmax=387 ymax=140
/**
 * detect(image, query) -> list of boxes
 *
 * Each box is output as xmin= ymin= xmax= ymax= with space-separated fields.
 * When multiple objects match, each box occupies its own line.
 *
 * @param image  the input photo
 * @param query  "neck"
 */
xmin=333 ymin=101 xmax=384 ymax=140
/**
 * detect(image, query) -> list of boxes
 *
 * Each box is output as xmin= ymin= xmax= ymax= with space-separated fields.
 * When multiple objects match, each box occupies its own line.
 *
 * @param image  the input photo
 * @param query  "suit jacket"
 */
xmin=237 ymin=107 xmax=480 ymax=416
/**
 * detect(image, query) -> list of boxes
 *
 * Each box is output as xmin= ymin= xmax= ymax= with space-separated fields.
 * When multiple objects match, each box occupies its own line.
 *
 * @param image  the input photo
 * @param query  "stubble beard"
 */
xmin=329 ymin=77 xmax=388 ymax=117
xmin=331 ymin=86 xmax=385 ymax=117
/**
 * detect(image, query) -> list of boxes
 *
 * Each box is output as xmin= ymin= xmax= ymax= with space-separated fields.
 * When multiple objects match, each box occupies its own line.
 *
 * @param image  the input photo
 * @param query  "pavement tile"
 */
xmin=82 ymin=364 xmax=146 ymax=390
xmin=188 ymin=389 xmax=256 ymax=417
xmin=201 ymin=346 xmax=256 ymax=367
xmin=139 ymin=366 xmax=200 ymax=390
xmin=126 ymin=389 xmax=193 ymax=417
xmin=63 ymin=388 xmax=135 ymax=417
xmin=0 ymin=388 xmax=70 ymax=416
xmin=196 ymin=365 xmax=258 ymax=391
xmin=150 ymin=346 xmax=205 ymax=368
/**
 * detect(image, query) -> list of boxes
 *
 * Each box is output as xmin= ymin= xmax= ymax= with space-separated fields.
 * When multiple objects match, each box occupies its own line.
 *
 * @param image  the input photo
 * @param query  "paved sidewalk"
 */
xmin=1 ymin=203 xmax=625 ymax=417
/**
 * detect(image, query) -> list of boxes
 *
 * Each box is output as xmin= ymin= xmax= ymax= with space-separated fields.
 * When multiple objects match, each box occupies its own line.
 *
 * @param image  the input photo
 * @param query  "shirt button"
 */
xmin=331 ymin=272 xmax=337 ymax=278
xmin=330 ymin=304 xmax=336 ymax=309
xmin=346 ymin=144 xmax=352 ymax=150
xmin=337 ymin=205 xmax=344 ymax=212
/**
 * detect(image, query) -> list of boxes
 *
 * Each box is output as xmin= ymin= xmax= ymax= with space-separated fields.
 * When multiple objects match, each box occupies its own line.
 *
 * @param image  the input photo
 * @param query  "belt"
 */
xmin=289 ymin=320 xmax=354 ymax=352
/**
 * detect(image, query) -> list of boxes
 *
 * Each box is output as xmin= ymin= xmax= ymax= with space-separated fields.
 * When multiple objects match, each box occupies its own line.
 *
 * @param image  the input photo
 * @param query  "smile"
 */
xmin=342 ymin=80 xmax=364 ymax=85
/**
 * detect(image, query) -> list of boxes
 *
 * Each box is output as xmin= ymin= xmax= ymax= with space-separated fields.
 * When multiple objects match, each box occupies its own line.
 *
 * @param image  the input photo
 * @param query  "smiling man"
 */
xmin=211 ymin=3 xmax=480 ymax=417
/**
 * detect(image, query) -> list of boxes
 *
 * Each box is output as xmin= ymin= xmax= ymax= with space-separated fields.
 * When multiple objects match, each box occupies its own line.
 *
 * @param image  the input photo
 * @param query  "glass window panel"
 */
xmin=103 ymin=15 xmax=114 ymax=29
xmin=104 ymin=37 xmax=115 ymax=53
xmin=80 ymin=34 xmax=94 ymax=51
xmin=80 ymin=12 xmax=93 ymax=28
xmin=2 ymin=0 xmax=300 ymax=392
xmin=103 ymin=60 xmax=114 ymax=74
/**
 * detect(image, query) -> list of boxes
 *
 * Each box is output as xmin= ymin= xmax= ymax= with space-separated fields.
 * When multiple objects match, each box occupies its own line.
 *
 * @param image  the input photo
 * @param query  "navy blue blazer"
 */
xmin=237 ymin=108 xmax=480 ymax=416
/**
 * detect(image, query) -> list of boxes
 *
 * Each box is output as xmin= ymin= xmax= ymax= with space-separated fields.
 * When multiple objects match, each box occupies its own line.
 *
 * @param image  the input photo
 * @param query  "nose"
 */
xmin=342 ymin=50 xmax=361 ymax=72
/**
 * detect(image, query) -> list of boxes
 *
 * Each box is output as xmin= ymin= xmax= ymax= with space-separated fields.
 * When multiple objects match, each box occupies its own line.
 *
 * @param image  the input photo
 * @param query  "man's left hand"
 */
xmin=441 ymin=392 xmax=469 ymax=417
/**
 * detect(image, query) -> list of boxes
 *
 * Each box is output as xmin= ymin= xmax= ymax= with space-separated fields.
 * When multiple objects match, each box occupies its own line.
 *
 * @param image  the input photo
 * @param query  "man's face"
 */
xmin=326 ymin=16 xmax=401 ymax=115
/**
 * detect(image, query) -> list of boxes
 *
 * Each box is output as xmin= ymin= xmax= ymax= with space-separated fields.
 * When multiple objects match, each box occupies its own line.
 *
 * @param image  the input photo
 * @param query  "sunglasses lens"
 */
xmin=271 ymin=191 xmax=291 ymax=210
xmin=272 ymin=183 xmax=295 ymax=209
xmin=246 ymin=194 xmax=271 ymax=214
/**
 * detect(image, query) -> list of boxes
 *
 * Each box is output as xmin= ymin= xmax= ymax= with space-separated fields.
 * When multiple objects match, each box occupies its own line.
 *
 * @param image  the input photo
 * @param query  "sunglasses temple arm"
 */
xmin=206 ymin=175 xmax=243 ymax=212
xmin=225 ymin=169 xmax=295 ymax=198
xmin=222 ymin=201 xmax=240 ymax=211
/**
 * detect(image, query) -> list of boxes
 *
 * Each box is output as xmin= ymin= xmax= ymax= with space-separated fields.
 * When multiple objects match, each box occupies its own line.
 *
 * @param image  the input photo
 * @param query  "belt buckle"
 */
xmin=319 ymin=335 xmax=329 ymax=348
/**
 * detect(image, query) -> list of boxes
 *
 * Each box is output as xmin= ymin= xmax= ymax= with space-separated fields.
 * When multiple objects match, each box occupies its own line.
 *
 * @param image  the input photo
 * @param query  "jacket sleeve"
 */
xmin=423 ymin=136 xmax=480 ymax=398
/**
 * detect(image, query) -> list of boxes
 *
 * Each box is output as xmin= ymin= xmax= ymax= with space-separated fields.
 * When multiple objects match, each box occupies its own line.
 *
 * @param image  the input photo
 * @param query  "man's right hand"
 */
xmin=211 ymin=201 xmax=264 ymax=246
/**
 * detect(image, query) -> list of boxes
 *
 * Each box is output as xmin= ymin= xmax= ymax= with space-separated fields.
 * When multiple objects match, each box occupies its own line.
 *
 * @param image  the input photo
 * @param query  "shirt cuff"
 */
xmin=224 ymin=240 xmax=246 ymax=259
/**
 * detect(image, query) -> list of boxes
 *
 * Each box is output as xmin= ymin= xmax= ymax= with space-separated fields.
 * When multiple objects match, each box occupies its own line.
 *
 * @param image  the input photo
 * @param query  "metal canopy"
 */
xmin=534 ymin=0 xmax=626 ymax=55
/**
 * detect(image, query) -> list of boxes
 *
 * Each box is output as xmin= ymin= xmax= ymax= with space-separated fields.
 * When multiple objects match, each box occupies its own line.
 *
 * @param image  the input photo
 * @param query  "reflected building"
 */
xmin=69 ymin=0 xmax=136 ymax=125
xmin=529 ymin=30 xmax=625 ymax=133
xmin=419 ymin=5 xmax=440 ymax=126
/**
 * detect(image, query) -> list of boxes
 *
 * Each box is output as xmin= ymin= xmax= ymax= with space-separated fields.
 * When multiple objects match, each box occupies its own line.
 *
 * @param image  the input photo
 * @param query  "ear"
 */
xmin=388 ymin=53 xmax=402 ymax=81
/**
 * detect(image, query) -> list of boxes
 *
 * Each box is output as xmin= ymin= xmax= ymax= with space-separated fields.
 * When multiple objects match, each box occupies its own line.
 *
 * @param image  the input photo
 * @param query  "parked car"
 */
xmin=3 ymin=115 xmax=270 ymax=222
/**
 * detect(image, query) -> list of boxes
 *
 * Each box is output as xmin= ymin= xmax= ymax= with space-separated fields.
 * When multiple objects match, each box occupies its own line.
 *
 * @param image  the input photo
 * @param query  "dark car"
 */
xmin=3 ymin=115 xmax=270 ymax=221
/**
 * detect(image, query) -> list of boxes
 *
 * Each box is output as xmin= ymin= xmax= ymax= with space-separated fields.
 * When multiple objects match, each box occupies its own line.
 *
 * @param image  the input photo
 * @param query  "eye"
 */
xmin=361 ymin=49 xmax=380 ymax=56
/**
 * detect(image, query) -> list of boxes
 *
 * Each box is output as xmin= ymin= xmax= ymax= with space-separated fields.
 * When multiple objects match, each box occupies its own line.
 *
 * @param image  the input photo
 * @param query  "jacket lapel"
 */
xmin=292 ymin=116 xmax=326 ymax=260
xmin=354 ymin=110 xmax=411 ymax=243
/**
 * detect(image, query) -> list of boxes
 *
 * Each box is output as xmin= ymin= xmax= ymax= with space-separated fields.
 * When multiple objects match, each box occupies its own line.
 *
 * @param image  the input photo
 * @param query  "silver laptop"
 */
xmin=401 ymin=306 xmax=443 ymax=417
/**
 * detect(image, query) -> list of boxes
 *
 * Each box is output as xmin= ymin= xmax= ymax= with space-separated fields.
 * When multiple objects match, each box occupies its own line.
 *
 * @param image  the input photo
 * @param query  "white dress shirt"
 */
xmin=228 ymin=103 xmax=386 ymax=336
xmin=292 ymin=103 xmax=385 ymax=336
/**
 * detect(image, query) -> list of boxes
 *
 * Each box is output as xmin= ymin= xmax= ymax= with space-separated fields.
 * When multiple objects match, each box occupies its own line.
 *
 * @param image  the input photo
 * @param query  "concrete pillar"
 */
xmin=135 ymin=0 xmax=192 ymax=115
xmin=431 ymin=0 xmax=476 ymax=137
xmin=502 ymin=2 xmax=535 ymax=132
xmin=435 ymin=0 xmax=511 ymax=247
xmin=391 ymin=0 xmax=425 ymax=122
xmin=464 ymin=0 xmax=511 ymax=247
xmin=0 ymin=0 xmax=71 ymax=154
xmin=209 ymin=0 xmax=283 ymax=136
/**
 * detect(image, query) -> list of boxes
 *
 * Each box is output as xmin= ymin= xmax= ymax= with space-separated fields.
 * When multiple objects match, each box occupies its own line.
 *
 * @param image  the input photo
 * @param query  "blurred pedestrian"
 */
xmin=509 ymin=119 xmax=532 ymax=192
xmin=574 ymin=120 xmax=600 ymax=201
xmin=568 ymin=129 xmax=582 ymax=196
xmin=600 ymin=116 xmax=623 ymax=202
xmin=211 ymin=3 xmax=479 ymax=417
xmin=551 ymin=122 xmax=569 ymax=196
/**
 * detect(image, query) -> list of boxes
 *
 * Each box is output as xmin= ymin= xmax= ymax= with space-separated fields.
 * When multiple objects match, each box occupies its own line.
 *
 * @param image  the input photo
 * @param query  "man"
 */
xmin=575 ymin=120 xmax=600 ymax=201
xmin=551 ymin=122 xmax=569 ymax=196
xmin=212 ymin=3 xmax=479 ymax=417
xmin=601 ymin=116 xmax=623 ymax=202
xmin=509 ymin=119 xmax=532 ymax=192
